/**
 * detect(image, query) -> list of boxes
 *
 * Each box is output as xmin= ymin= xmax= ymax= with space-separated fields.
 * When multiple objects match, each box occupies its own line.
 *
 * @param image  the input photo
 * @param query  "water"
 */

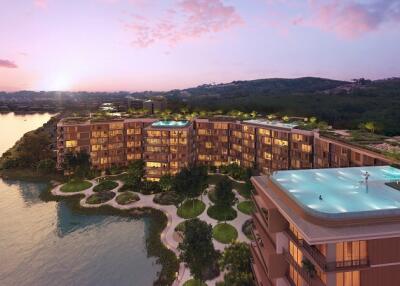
xmin=272 ymin=166 xmax=400 ymax=216
xmin=0 ymin=113 xmax=160 ymax=286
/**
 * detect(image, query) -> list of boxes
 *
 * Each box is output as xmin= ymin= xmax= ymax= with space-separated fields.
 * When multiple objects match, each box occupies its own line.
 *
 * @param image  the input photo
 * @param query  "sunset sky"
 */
xmin=1 ymin=0 xmax=400 ymax=92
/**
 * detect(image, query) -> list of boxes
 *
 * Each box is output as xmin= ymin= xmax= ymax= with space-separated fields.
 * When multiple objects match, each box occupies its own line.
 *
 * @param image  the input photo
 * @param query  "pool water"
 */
xmin=272 ymin=166 xmax=400 ymax=216
xmin=151 ymin=120 xmax=189 ymax=128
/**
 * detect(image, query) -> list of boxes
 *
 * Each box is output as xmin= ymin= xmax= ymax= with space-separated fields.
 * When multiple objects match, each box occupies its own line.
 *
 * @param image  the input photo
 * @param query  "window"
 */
xmin=66 ymin=140 xmax=78 ymax=148
xmin=147 ymin=130 xmax=161 ymax=137
xmin=213 ymin=123 xmax=228 ymax=129
xmin=258 ymin=128 xmax=271 ymax=136
xmin=302 ymin=144 xmax=312 ymax=153
xmin=109 ymin=123 xmax=123 ymax=130
xmin=336 ymin=271 xmax=360 ymax=286
xmin=198 ymin=129 xmax=211 ymax=135
xmin=232 ymin=131 xmax=242 ymax=138
xmin=262 ymin=137 xmax=272 ymax=145
xmin=273 ymin=139 xmax=288 ymax=146
xmin=127 ymin=141 xmax=141 ymax=147
xmin=292 ymin=134 xmax=303 ymax=142
xmin=127 ymin=128 xmax=141 ymax=135
xmin=146 ymin=162 xmax=162 ymax=168
xmin=127 ymin=153 xmax=141 ymax=160
xmin=263 ymin=152 xmax=272 ymax=160
xmin=336 ymin=241 xmax=367 ymax=266
xmin=100 ymin=157 xmax=108 ymax=164
xmin=205 ymin=142 xmax=213 ymax=149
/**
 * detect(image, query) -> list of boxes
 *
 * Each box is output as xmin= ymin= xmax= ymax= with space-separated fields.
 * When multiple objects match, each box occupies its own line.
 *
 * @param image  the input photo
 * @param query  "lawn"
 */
xmin=212 ymin=223 xmax=238 ymax=244
xmin=237 ymin=201 xmax=255 ymax=215
xmin=93 ymin=180 xmax=118 ymax=192
xmin=207 ymin=205 xmax=237 ymax=221
xmin=116 ymin=192 xmax=140 ymax=205
xmin=60 ymin=180 xmax=92 ymax=193
xmin=183 ymin=279 xmax=207 ymax=286
xmin=86 ymin=191 xmax=115 ymax=204
xmin=177 ymin=199 xmax=206 ymax=219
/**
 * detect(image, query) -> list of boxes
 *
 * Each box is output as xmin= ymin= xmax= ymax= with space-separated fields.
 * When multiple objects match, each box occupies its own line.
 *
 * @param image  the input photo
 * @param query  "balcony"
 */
xmin=285 ymin=229 xmax=369 ymax=272
xmin=282 ymin=249 xmax=326 ymax=286
xmin=252 ymin=227 xmax=287 ymax=279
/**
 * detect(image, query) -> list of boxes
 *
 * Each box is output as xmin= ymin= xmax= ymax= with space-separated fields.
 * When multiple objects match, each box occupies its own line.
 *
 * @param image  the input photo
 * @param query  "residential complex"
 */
xmin=251 ymin=166 xmax=400 ymax=286
xmin=57 ymin=117 xmax=398 ymax=181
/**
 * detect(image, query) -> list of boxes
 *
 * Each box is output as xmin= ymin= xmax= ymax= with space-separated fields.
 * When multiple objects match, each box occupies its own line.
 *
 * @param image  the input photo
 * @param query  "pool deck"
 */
xmin=252 ymin=173 xmax=400 ymax=244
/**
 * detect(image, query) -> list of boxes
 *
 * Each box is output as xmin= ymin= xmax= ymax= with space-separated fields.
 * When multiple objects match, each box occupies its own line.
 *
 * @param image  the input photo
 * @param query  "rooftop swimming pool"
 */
xmin=151 ymin=120 xmax=190 ymax=128
xmin=271 ymin=166 xmax=400 ymax=218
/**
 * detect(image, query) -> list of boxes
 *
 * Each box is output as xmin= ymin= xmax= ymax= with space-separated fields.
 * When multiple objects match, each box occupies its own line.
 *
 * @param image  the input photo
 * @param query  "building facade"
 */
xmin=250 ymin=166 xmax=400 ymax=286
xmin=57 ymin=117 xmax=397 ymax=180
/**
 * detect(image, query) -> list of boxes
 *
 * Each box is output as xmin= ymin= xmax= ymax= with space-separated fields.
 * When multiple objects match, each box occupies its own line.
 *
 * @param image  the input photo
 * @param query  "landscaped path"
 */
xmin=51 ymin=177 xmax=252 ymax=286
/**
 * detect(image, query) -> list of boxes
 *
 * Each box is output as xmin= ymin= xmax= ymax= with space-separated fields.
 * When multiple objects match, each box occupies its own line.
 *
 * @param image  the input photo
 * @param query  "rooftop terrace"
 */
xmin=150 ymin=120 xmax=190 ymax=128
xmin=271 ymin=166 xmax=400 ymax=220
xmin=243 ymin=119 xmax=299 ymax=129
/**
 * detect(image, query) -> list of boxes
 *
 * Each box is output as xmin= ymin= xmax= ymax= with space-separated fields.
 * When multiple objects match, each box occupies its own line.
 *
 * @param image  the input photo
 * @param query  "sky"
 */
xmin=1 ymin=0 xmax=400 ymax=92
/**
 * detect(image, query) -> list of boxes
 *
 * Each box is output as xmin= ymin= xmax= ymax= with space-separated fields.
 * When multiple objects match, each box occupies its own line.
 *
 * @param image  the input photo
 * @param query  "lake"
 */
xmin=0 ymin=113 xmax=160 ymax=286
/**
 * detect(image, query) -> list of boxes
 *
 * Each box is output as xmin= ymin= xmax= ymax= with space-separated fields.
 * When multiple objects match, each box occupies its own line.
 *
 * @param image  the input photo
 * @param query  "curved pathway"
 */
xmin=51 ymin=177 xmax=252 ymax=286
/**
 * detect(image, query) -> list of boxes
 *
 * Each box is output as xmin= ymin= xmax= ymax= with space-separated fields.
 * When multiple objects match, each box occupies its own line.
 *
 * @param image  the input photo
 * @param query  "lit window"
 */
xmin=66 ymin=140 xmax=78 ymax=148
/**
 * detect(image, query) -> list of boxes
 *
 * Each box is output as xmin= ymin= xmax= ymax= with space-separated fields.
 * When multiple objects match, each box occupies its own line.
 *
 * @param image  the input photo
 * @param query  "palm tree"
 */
xmin=364 ymin=122 xmax=376 ymax=133
xmin=250 ymin=111 xmax=258 ymax=118
xmin=267 ymin=114 xmax=276 ymax=120
xmin=282 ymin=115 xmax=289 ymax=122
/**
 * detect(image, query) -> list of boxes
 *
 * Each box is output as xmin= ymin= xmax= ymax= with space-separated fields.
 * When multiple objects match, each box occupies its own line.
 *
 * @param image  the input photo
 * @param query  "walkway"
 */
xmin=51 ymin=177 xmax=252 ymax=286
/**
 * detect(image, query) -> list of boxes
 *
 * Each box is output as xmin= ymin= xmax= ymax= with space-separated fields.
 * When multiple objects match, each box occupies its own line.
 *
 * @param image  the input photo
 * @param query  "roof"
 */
xmin=253 ymin=175 xmax=400 ymax=244
xmin=243 ymin=119 xmax=298 ymax=130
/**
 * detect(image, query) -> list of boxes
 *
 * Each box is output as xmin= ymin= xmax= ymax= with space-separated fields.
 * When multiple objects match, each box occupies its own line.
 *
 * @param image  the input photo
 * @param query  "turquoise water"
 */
xmin=272 ymin=166 xmax=400 ymax=215
xmin=0 ymin=113 xmax=160 ymax=286
xmin=151 ymin=120 xmax=189 ymax=128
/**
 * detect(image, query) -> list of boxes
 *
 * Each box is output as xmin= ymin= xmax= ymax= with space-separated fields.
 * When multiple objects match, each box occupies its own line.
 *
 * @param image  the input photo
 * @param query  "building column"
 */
xmin=325 ymin=243 xmax=336 ymax=286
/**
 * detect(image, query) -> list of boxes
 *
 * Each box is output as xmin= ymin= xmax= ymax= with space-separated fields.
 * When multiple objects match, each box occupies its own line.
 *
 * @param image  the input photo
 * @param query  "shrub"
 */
xmin=86 ymin=191 xmax=115 ymax=204
xmin=93 ymin=180 xmax=118 ymax=192
xmin=153 ymin=191 xmax=182 ymax=205
xmin=116 ymin=192 xmax=140 ymax=205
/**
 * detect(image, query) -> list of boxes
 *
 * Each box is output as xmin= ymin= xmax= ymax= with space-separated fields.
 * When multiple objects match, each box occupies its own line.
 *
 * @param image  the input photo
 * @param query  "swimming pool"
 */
xmin=271 ymin=166 xmax=400 ymax=218
xmin=151 ymin=120 xmax=190 ymax=128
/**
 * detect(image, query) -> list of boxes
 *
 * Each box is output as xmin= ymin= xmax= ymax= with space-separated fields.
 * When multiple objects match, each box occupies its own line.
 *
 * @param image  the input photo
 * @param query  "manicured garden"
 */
xmin=86 ymin=191 xmax=115 ymax=204
xmin=115 ymin=192 xmax=140 ymax=205
xmin=93 ymin=180 xmax=118 ymax=192
xmin=60 ymin=180 xmax=92 ymax=193
xmin=212 ymin=223 xmax=238 ymax=244
xmin=183 ymin=279 xmax=207 ymax=286
xmin=207 ymin=205 xmax=237 ymax=221
xmin=177 ymin=199 xmax=206 ymax=219
xmin=237 ymin=201 xmax=255 ymax=215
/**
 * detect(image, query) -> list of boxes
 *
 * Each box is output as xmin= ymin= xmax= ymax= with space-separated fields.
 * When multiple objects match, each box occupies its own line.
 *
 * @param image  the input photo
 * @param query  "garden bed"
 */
xmin=237 ymin=201 xmax=255 ymax=215
xmin=116 ymin=192 xmax=140 ymax=205
xmin=93 ymin=180 xmax=118 ymax=192
xmin=177 ymin=199 xmax=206 ymax=219
xmin=212 ymin=223 xmax=238 ymax=244
xmin=60 ymin=180 xmax=92 ymax=193
xmin=207 ymin=205 xmax=237 ymax=221
xmin=86 ymin=191 xmax=116 ymax=204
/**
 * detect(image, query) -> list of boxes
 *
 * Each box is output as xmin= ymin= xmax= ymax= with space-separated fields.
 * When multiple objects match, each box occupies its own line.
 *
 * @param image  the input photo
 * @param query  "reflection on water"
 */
xmin=0 ymin=179 xmax=160 ymax=286
xmin=0 ymin=113 xmax=160 ymax=286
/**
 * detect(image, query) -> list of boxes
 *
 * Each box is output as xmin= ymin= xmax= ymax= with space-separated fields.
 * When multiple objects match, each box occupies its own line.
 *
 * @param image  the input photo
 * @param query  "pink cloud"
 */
xmin=0 ymin=59 xmax=18 ymax=69
xmin=126 ymin=0 xmax=243 ymax=47
xmin=305 ymin=0 xmax=400 ymax=38
xmin=34 ymin=0 xmax=48 ymax=8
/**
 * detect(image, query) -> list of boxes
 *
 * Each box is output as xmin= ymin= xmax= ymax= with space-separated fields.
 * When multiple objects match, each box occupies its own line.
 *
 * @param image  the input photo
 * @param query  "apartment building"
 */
xmin=57 ymin=117 xmax=397 ymax=179
xmin=143 ymin=120 xmax=195 ymax=181
xmin=250 ymin=166 xmax=400 ymax=286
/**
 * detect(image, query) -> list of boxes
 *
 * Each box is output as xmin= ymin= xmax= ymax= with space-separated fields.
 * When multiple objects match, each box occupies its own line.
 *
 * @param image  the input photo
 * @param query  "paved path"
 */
xmin=51 ymin=178 xmax=252 ymax=286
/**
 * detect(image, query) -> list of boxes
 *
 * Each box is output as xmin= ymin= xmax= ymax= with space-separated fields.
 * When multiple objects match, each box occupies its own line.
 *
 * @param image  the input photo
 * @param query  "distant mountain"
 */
xmin=165 ymin=77 xmax=400 ymax=136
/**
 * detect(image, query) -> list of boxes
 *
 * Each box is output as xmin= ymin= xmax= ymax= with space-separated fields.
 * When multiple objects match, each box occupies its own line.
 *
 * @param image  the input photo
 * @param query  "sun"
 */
xmin=48 ymin=76 xmax=73 ymax=91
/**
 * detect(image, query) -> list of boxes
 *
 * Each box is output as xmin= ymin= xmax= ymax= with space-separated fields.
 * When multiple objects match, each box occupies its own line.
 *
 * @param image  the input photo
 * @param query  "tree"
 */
xmin=159 ymin=174 xmax=174 ymax=192
xmin=36 ymin=159 xmax=56 ymax=173
xmin=179 ymin=219 xmax=219 ymax=281
xmin=364 ymin=121 xmax=376 ymax=133
xmin=125 ymin=159 xmax=145 ymax=188
xmin=64 ymin=150 xmax=90 ymax=174
xmin=173 ymin=165 xmax=208 ymax=203
xmin=214 ymin=177 xmax=234 ymax=207
xmin=219 ymin=242 xmax=254 ymax=286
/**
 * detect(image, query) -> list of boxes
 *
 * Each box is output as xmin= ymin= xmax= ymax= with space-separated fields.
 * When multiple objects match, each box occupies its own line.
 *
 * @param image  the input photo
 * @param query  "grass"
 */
xmin=60 ymin=180 xmax=92 ymax=193
xmin=93 ymin=180 xmax=118 ymax=192
xmin=116 ymin=192 xmax=140 ymax=205
xmin=207 ymin=174 xmax=251 ymax=199
xmin=212 ymin=223 xmax=238 ymax=244
xmin=86 ymin=191 xmax=115 ymax=204
xmin=207 ymin=205 xmax=237 ymax=221
xmin=237 ymin=201 xmax=255 ymax=215
xmin=177 ymin=199 xmax=206 ymax=219
xmin=207 ymin=189 xmax=217 ymax=203
xmin=153 ymin=191 xmax=182 ymax=205
xmin=183 ymin=279 xmax=207 ymax=286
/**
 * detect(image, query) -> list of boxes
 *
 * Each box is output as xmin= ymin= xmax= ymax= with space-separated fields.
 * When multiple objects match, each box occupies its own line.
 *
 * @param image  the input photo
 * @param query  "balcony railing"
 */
xmin=282 ymin=249 xmax=326 ymax=286
xmin=285 ymin=229 xmax=369 ymax=272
